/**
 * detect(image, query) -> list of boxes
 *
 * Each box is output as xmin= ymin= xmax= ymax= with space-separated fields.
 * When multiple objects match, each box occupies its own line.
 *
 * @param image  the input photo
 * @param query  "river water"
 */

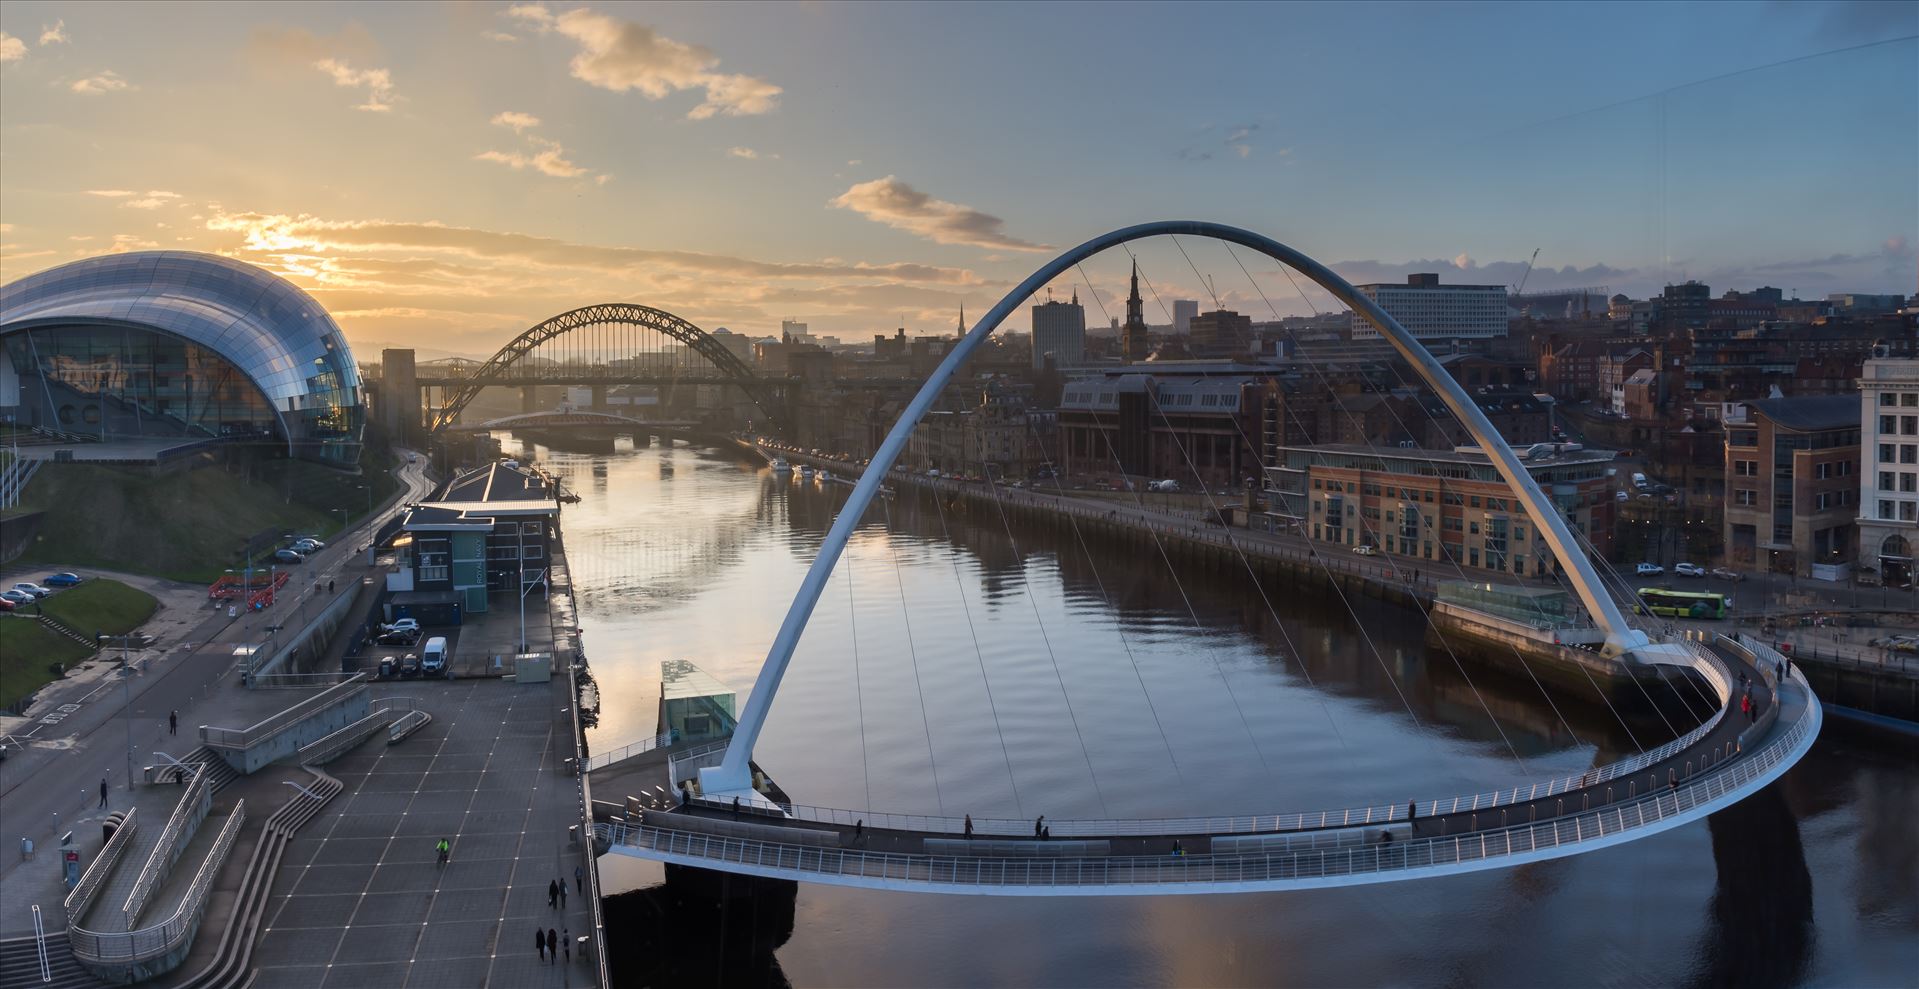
xmin=518 ymin=435 xmax=1917 ymax=988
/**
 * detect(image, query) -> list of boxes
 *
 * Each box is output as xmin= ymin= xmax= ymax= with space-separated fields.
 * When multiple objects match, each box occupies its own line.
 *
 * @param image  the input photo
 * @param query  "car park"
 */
xmin=42 ymin=572 xmax=84 ymax=587
xmin=1709 ymin=567 xmax=1743 ymax=581
xmin=1635 ymin=562 xmax=1665 ymax=576
xmin=273 ymin=549 xmax=305 ymax=564
xmin=1674 ymin=563 xmax=1707 ymax=578
xmin=11 ymin=582 xmax=51 ymax=599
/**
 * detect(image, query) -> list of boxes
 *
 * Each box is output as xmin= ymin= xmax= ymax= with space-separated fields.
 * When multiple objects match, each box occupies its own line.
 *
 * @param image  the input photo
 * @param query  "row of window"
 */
xmin=1877 ymin=443 xmax=1919 ymax=464
xmin=1875 ymin=500 xmax=1919 ymax=522
xmin=1875 ymin=392 xmax=1919 ymax=408
xmin=1881 ymin=415 xmax=1919 ymax=437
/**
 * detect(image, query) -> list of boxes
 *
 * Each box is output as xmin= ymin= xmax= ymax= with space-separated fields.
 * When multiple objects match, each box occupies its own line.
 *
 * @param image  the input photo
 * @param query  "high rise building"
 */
xmin=1173 ymin=299 xmax=1199 ymax=335
xmin=1121 ymin=261 xmax=1151 ymax=361
xmin=1030 ymin=293 xmax=1086 ymax=369
xmin=1350 ymin=273 xmax=1507 ymax=341
xmin=1189 ymin=309 xmax=1253 ymax=357
xmin=780 ymin=319 xmax=814 ymax=344
xmin=1859 ymin=355 xmax=1919 ymax=586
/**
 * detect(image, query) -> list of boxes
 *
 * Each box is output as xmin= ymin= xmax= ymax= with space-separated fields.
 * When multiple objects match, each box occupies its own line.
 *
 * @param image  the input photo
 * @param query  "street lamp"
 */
xmin=97 ymin=632 xmax=134 ymax=794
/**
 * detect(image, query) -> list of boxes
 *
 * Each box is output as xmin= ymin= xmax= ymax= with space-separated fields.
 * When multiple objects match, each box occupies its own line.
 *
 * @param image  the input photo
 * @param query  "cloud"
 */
xmin=313 ymin=58 xmax=395 ymax=112
xmin=512 ymin=5 xmax=781 ymax=119
xmin=71 ymin=70 xmax=132 ymax=94
xmin=1452 ymin=253 xmax=1474 ymax=270
xmin=1885 ymin=235 xmax=1910 ymax=256
xmin=104 ymin=234 xmax=159 ymax=253
xmin=829 ymin=176 xmax=1050 ymax=253
xmin=491 ymin=110 xmax=541 ymax=132
xmin=0 ymin=223 xmax=13 ymax=233
xmin=39 ymin=20 xmax=68 ymax=46
xmin=483 ymin=30 xmax=519 ymax=43
xmin=0 ymin=32 xmax=24 ymax=62
xmin=475 ymin=137 xmax=590 ymax=178
xmin=727 ymin=146 xmax=758 ymax=159
xmin=123 ymin=192 xmax=182 ymax=210
xmin=87 ymin=189 xmax=137 ymax=198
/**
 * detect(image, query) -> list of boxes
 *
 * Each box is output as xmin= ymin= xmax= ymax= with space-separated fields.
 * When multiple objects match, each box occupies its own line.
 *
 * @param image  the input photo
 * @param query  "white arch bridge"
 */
xmin=592 ymin=221 xmax=1821 ymax=894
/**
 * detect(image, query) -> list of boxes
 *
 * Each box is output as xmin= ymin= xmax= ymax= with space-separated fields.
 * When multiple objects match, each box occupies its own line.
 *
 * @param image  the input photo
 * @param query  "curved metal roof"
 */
xmin=0 ymin=251 xmax=361 ymax=415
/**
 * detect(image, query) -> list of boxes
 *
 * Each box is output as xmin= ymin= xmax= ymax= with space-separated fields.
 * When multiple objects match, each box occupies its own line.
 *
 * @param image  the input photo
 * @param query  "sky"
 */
xmin=1 ymin=1 xmax=1914 ymax=358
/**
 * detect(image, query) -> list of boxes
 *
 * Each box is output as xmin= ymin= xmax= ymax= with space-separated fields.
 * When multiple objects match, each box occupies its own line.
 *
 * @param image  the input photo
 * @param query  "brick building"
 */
xmin=1722 ymin=396 xmax=1861 ymax=576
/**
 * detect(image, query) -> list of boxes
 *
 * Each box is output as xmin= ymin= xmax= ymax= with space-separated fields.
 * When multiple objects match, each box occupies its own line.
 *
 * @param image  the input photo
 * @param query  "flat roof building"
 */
xmin=1351 ymin=273 xmax=1508 ymax=342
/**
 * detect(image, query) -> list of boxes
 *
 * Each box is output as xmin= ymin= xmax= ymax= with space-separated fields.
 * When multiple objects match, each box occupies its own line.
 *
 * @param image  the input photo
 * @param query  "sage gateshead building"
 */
xmin=0 ymin=251 xmax=364 ymax=464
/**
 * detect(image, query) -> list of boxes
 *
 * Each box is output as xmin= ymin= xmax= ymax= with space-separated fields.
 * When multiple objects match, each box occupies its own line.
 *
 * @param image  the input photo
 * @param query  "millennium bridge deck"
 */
xmin=595 ymin=636 xmax=1819 ymax=895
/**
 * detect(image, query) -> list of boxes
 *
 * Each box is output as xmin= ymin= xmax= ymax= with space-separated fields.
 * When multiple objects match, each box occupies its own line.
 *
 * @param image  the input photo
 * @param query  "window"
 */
xmin=523 ymin=544 xmax=543 ymax=560
xmin=1470 ymin=496 xmax=1481 ymax=508
xmin=1906 ymin=416 xmax=1918 ymax=436
xmin=1815 ymin=493 xmax=1831 ymax=510
xmin=1880 ymin=500 xmax=1895 ymax=519
xmin=418 ymin=566 xmax=449 ymax=582
xmin=1816 ymin=463 xmax=1831 ymax=480
xmin=1883 ymin=415 xmax=1899 ymax=434
xmin=1906 ymin=394 xmax=1919 ymax=407
xmin=1905 ymin=445 xmax=1918 ymax=465
xmin=1882 ymin=472 xmax=1897 ymax=491
xmin=1905 ymin=502 xmax=1919 ymax=522
xmin=1736 ymin=490 xmax=1757 ymax=506
xmin=1905 ymin=474 xmax=1918 ymax=493
xmin=1882 ymin=444 xmax=1897 ymax=462
xmin=1883 ymin=392 xmax=1899 ymax=407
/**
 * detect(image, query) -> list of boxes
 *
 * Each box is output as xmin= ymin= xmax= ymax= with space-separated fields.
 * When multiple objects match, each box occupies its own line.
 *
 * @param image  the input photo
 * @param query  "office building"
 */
xmin=1723 ymin=396 xmax=1860 ymax=576
xmin=1031 ymin=293 xmax=1086 ymax=368
xmin=1858 ymin=355 xmax=1919 ymax=585
xmin=1173 ymin=300 xmax=1199 ymax=335
xmin=1350 ymin=273 xmax=1508 ymax=342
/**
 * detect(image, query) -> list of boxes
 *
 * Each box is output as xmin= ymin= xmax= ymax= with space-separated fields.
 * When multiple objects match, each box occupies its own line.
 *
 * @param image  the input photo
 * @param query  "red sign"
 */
xmin=65 ymin=851 xmax=78 ymax=863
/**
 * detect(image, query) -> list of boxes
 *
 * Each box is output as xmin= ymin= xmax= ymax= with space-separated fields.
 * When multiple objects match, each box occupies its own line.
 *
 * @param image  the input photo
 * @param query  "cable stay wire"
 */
xmin=879 ymin=496 xmax=948 ymax=814
xmin=973 ymin=464 xmax=1113 ymax=817
xmin=926 ymin=481 xmax=1026 ymax=817
xmin=844 ymin=555 xmax=874 ymax=815
xmin=1215 ymin=239 xmax=1667 ymax=752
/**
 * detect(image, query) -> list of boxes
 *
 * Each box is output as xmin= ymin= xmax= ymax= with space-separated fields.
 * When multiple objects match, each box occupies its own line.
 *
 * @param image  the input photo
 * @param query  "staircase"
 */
xmin=166 ymin=767 xmax=342 ymax=989
xmin=0 ymin=932 xmax=109 ymax=989
xmin=157 ymin=748 xmax=241 ymax=791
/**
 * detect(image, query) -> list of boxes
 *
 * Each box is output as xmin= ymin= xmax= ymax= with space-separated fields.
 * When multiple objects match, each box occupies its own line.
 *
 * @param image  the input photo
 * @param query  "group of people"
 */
xmin=535 ymin=926 xmax=570 ymax=965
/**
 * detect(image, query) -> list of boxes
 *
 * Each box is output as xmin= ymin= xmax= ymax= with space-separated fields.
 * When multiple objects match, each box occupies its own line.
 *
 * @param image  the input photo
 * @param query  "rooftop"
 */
xmin=661 ymin=659 xmax=734 ymax=701
xmin=1279 ymin=442 xmax=1617 ymax=470
xmin=1748 ymin=395 xmax=1860 ymax=431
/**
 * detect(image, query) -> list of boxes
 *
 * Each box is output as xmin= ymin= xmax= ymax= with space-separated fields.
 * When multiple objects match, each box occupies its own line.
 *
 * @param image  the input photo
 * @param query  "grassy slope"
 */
xmin=38 ymin=579 xmax=158 ymax=637
xmin=13 ymin=432 xmax=402 ymax=584
xmin=0 ymin=619 xmax=93 ymax=709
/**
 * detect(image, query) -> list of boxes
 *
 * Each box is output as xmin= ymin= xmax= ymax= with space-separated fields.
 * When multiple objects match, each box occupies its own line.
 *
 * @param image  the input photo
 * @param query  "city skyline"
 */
xmin=1 ymin=1 xmax=1913 ymax=357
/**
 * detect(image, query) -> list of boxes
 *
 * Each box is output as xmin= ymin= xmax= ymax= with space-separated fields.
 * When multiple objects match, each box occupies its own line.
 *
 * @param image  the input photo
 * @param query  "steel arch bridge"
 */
xmin=592 ymin=221 xmax=1820 ymax=895
xmin=424 ymin=303 xmax=785 ymax=432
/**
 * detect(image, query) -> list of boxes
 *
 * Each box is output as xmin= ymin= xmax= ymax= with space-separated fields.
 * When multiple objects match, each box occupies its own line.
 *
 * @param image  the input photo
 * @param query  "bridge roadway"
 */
xmin=596 ymin=637 xmax=1818 ymax=894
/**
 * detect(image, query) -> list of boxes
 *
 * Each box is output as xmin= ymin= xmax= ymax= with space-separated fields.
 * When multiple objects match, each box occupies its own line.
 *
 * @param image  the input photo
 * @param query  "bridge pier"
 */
xmin=522 ymin=385 xmax=539 ymax=414
xmin=591 ymin=384 xmax=607 ymax=412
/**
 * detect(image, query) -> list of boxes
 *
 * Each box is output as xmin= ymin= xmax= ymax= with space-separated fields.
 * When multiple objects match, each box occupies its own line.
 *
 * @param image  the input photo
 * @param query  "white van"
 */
xmin=419 ymin=636 xmax=450 ymax=677
xmin=1630 ymin=472 xmax=1648 ymax=488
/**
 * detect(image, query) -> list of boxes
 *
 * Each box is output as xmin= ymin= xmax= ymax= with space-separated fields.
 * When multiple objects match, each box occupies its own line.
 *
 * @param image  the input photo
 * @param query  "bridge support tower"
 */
xmin=521 ymin=386 xmax=539 ymax=414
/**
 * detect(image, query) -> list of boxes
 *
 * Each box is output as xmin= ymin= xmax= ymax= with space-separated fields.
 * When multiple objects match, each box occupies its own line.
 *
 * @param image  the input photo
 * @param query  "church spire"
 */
xmin=1122 ymin=259 xmax=1148 ymax=361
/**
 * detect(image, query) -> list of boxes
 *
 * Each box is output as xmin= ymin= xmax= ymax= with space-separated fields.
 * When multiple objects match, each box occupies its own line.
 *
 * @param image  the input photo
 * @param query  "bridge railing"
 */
xmin=702 ymin=643 xmax=1735 ymax=841
xmin=583 ymin=731 xmax=675 ymax=773
xmin=200 ymin=673 xmax=368 ymax=750
xmin=601 ymin=672 xmax=1816 ymax=888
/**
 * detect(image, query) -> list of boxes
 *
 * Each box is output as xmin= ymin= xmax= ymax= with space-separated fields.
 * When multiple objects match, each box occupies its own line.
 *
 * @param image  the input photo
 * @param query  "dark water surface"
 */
xmin=522 ymin=435 xmax=1917 ymax=988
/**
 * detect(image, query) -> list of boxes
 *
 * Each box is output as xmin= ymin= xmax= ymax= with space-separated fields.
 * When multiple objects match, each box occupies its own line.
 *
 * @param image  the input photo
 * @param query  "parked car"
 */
xmin=376 ymin=656 xmax=399 ymax=680
xmin=381 ymin=618 xmax=421 ymax=635
xmin=1709 ymin=567 xmax=1743 ymax=582
xmin=1353 ymin=544 xmax=1379 ymax=556
xmin=42 ymin=572 xmax=84 ymax=587
xmin=0 ymin=590 xmax=33 ymax=606
xmin=291 ymin=540 xmax=321 ymax=554
xmin=296 ymin=536 xmax=327 ymax=549
xmin=1674 ymin=563 xmax=1707 ymax=578
xmin=0 ymin=597 xmax=14 ymax=612
xmin=273 ymin=549 xmax=305 ymax=564
xmin=398 ymin=653 xmax=422 ymax=678
xmin=10 ymin=582 xmax=51 ymax=599
xmin=376 ymin=627 xmax=422 ymax=647
xmin=1635 ymin=562 xmax=1665 ymax=576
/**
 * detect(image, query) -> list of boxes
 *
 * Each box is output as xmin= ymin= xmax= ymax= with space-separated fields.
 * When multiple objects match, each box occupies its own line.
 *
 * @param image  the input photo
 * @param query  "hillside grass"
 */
xmin=12 ymin=432 xmax=402 ymax=584
xmin=37 ymin=578 xmax=158 ymax=638
xmin=0 ymin=619 xmax=93 ymax=710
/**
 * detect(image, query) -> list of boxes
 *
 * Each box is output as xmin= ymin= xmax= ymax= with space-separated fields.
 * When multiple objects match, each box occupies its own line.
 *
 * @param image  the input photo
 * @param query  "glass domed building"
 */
xmin=0 ymin=251 xmax=363 ymax=464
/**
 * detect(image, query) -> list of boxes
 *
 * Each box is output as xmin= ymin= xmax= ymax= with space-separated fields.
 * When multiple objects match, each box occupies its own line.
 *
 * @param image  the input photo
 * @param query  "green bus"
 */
xmin=1636 ymin=587 xmax=1729 ymax=620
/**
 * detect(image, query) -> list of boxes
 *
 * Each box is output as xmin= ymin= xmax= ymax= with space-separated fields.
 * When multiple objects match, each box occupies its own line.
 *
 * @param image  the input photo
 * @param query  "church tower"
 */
xmin=1121 ymin=260 xmax=1150 ymax=361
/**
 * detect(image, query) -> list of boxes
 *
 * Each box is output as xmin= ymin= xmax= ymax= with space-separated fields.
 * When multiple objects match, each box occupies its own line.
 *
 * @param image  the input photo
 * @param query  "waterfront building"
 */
xmin=1189 ymin=309 xmax=1253 ymax=358
xmin=0 ymin=251 xmax=364 ymax=463
xmin=394 ymin=460 xmax=561 ymax=619
xmin=1031 ymin=293 xmax=1086 ymax=369
xmin=1350 ymin=273 xmax=1507 ymax=342
xmin=1057 ymin=368 xmax=1277 ymax=488
xmin=1857 ymin=355 xmax=1919 ymax=585
xmin=1722 ymin=395 xmax=1860 ymax=576
xmin=1269 ymin=442 xmax=1618 ymax=575
xmin=658 ymin=660 xmax=738 ymax=743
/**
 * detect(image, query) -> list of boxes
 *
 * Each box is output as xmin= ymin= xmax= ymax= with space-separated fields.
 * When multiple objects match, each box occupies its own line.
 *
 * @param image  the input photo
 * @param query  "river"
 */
xmin=516 ymin=434 xmax=1917 ymax=988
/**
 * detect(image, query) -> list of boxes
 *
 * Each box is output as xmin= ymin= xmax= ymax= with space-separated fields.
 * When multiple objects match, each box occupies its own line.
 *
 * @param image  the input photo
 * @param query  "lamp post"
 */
xmin=98 ymin=632 xmax=134 ymax=793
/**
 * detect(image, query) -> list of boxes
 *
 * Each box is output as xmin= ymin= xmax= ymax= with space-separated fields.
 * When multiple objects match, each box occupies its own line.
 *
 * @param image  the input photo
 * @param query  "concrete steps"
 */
xmin=165 ymin=768 xmax=342 ymax=989
xmin=0 ymin=932 xmax=110 ymax=989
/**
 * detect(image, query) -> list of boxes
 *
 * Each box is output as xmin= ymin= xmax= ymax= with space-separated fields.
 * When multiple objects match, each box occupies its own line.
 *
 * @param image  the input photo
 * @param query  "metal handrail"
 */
xmin=388 ymin=709 xmax=431 ymax=743
xmin=603 ymin=676 xmax=1816 ymax=888
xmin=69 ymin=801 xmax=245 ymax=965
xmin=201 ymin=673 xmax=368 ymax=749
xmin=679 ymin=645 xmax=1738 ymax=840
xmin=122 ymin=767 xmax=211 ymax=926
xmin=64 ymin=808 xmax=137 ymax=921
xmin=370 ymin=695 xmax=419 ymax=714
xmin=245 ymin=671 xmax=362 ymax=689
xmin=31 ymin=904 xmax=51 ymax=984
xmin=295 ymin=711 xmax=388 ymax=766
xmin=666 ymin=738 xmax=731 ymax=792
xmin=582 ymin=730 xmax=675 ymax=772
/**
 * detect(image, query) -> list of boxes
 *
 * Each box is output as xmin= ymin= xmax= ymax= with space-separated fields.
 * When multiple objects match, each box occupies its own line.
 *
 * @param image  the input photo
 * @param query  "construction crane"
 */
xmin=1511 ymin=248 xmax=1541 ymax=296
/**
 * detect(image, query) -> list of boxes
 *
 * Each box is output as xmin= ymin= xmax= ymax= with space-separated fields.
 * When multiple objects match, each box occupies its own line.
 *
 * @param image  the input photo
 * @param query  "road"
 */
xmin=0 ymin=451 xmax=433 ymax=935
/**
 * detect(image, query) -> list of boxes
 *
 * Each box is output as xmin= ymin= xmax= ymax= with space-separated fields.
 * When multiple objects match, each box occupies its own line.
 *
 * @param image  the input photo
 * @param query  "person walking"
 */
xmin=558 ymin=876 xmax=567 ymax=909
xmin=963 ymin=814 xmax=973 ymax=838
xmin=536 ymin=925 xmax=547 ymax=964
xmin=852 ymin=820 xmax=863 ymax=843
xmin=99 ymin=777 xmax=109 ymax=809
xmin=1406 ymin=801 xmax=1416 ymax=824
xmin=546 ymin=928 xmax=558 ymax=966
xmin=563 ymin=928 xmax=571 ymax=964
xmin=1034 ymin=815 xmax=1045 ymax=838
xmin=169 ymin=710 xmax=177 ymax=736
xmin=574 ymin=864 xmax=584 ymax=895
xmin=548 ymin=879 xmax=559 ymax=909
xmin=436 ymin=838 xmax=449 ymax=865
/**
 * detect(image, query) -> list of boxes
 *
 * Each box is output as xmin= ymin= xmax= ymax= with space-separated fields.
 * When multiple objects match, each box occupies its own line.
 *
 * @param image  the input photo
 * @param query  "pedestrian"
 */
xmin=536 ymin=926 xmax=547 ymax=963
xmin=853 ymin=820 xmax=863 ymax=843
xmin=328 ymin=579 xmax=335 ymax=594
xmin=169 ymin=710 xmax=178 ymax=736
xmin=563 ymin=928 xmax=571 ymax=964
xmin=558 ymin=877 xmax=567 ymax=909
xmin=1668 ymin=768 xmax=1678 ymax=792
xmin=1406 ymin=801 xmax=1416 ymax=823
xmin=963 ymin=814 xmax=973 ymax=838
xmin=1034 ymin=816 xmax=1045 ymax=838
xmin=436 ymin=838 xmax=449 ymax=865
xmin=99 ymin=777 xmax=108 ymax=809
xmin=574 ymin=864 xmax=584 ymax=895
xmin=732 ymin=795 xmax=741 ymax=816
xmin=1042 ymin=825 xmax=1050 ymax=840
xmin=548 ymin=879 xmax=559 ymax=909
xmin=546 ymin=928 xmax=557 ymax=965
xmin=1172 ymin=839 xmax=1183 ymax=857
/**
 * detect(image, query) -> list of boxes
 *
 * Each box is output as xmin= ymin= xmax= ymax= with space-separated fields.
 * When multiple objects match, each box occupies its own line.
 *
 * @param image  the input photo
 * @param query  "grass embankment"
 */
xmin=39 ymin=578 xmax=158 ymax=637
xmin=12 ymin=435 xmax=402 ymax=584
xmin=0 ymin=621 xmax=94 ymax=710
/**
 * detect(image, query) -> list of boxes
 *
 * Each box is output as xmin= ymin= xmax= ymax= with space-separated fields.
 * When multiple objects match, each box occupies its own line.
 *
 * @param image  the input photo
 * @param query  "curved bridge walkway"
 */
xmin=597 ymin=636 xmax=1818 ymax=895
